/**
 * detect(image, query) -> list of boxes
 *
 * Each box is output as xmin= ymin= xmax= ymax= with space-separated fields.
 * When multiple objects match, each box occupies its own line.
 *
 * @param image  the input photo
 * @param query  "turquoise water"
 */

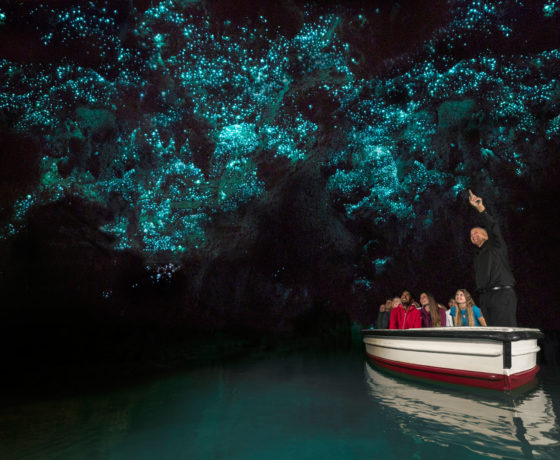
xmin=1 ymin=349 xmax=559 ymax=459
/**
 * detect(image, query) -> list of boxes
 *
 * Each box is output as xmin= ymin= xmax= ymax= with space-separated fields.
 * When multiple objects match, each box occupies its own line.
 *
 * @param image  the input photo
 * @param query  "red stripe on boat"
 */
xmin=366 ymin=353 xmax=539 ymax=391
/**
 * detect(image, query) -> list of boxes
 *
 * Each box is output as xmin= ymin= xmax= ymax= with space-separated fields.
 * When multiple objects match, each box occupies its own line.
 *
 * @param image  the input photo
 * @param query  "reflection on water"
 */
xmin=1 ymin=351 xmax=559 ymax=459
xmin=365 ymin=361 xmax=560 ymax=459
xmin=0 ymin=386 xmax=139 ymax=460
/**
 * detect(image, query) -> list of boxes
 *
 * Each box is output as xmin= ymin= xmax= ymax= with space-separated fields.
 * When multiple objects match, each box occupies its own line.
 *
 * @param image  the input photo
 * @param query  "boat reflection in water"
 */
xmin=364 ymin=361 xmax=559 ymax=458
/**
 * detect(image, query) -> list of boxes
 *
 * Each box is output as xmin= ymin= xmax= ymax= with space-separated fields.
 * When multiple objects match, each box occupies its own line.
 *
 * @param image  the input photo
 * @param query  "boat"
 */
xmin=361 ymin=327 xmax=543 ymax=390
xmin=364 ymin=361 xmax=559 ymax=457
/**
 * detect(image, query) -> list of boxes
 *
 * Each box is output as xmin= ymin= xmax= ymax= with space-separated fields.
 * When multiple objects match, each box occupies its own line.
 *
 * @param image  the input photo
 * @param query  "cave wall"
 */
xmin=0 ymin=0 xmax=559 ymax=346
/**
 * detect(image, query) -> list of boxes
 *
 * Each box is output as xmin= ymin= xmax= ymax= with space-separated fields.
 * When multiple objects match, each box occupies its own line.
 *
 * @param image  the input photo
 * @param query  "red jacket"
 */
xmin=389 ymin=304 xmax=422 ymax=329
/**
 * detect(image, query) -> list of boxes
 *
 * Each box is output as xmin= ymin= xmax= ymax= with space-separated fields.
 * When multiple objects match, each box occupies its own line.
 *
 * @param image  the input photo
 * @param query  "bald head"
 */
xmin=470 ymin=227 xmax=488 ymax=248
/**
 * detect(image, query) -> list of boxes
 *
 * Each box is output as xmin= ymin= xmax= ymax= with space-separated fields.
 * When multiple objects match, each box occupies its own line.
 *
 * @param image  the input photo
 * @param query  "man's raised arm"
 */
xmin=468 ymin=189 xmax=506 ymax=249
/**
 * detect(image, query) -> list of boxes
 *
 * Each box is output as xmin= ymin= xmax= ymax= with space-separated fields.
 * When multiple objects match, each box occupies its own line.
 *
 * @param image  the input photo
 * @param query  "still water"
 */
xmin=1 ymin=348 xmax=559 ymax=459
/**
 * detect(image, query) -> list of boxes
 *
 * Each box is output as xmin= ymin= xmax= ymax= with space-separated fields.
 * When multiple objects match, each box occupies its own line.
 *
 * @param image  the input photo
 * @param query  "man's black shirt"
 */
xmin=474 ymin=211 xmax=515 ymax=291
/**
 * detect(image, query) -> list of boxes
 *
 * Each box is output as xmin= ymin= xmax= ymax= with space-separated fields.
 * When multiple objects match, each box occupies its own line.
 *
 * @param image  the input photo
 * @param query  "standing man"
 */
xmin=468 ymin=190 xmax=517 ymax=326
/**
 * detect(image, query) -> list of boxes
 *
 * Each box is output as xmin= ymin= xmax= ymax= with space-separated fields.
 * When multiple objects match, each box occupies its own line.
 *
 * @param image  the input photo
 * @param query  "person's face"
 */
xmin=470 ymin=228 xmax=488 ymax=248
xmin=401 ymin=291 xmax=412 ymax=305
xmin=385 ymin=299 xmax=393 ymax=310
xmin=448 ymin=299 xmax=457 ymax=308
xmin=379 ymin=304 xmax=385 ymax=312
xmin=419 ymin=293 xmax=429 ymax=306
xmin=455 ymin=290 xmax=466 ymax=304
xmin=392 ymin=297 xmax=401 ymax=308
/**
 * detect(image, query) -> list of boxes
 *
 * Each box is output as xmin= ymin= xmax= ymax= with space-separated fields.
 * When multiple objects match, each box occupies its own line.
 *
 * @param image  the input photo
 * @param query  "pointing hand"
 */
xmin=468 ymin=189 xmax=485 ymax=213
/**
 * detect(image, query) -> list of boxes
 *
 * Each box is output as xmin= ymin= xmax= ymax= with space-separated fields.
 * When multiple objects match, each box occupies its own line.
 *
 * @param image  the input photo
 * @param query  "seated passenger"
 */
xmin=376 ymin=303 xmax=385 ymax=326
xmin=448 ymin=297 xmax=457 ymax=310
xmin=449 ymin=289 xmax=487 ymax=327
xmin=446 ymin=298 xmax=457 ymax=326
xmin=389 ymin=290 xmax=422 ymax=329
xmin=376 ymin=298 xmax=392 ymax=329
xmin=419 ymin=292 xmax=447 ymax=327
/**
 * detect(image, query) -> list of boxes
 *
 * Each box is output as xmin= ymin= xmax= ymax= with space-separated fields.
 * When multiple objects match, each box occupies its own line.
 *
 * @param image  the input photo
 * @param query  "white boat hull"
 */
xmin=361 ymin=327 xmax=543 ymax=390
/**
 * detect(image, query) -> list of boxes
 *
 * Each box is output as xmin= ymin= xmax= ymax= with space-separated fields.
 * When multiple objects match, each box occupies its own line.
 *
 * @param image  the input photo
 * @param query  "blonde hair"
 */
xmin=454 ymin=289 xmax=475 ymax=326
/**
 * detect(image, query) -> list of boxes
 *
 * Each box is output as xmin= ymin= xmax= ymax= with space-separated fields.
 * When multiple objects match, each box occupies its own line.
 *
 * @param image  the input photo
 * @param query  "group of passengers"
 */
xmin=375 ymin=289 xmax=487 ymax=329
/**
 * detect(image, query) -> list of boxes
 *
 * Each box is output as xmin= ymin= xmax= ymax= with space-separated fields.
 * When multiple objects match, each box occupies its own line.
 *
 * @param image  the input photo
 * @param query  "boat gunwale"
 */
xmin=360 ymin=327 xmax=543 ymax=342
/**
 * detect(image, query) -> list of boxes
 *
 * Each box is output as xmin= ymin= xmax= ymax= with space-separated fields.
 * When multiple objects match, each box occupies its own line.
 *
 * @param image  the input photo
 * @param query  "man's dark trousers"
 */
xmin=479 ymin=288 xmax=517 ymax=327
